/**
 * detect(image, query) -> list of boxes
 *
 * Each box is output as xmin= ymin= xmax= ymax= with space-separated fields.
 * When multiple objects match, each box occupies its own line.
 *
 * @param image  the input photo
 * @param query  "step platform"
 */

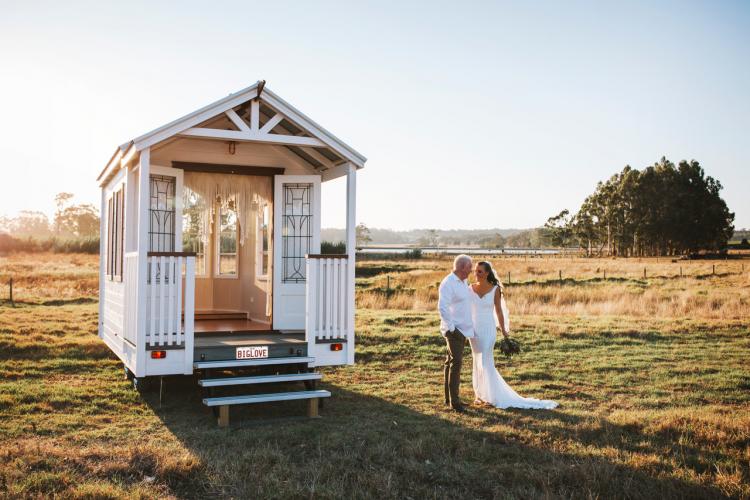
xmin=194 ymin=356 xmax=314 ymax=370
xmin=195 ymin=356 xmax=328 ymax=426
xmin=204 ymin=390 xmax=331 ymax=426
xmin=198 ymin=372 xmax=322 ymax=387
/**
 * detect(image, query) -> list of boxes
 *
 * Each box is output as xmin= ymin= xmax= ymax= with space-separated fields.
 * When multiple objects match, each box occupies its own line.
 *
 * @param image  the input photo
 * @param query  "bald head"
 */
xmin=453 ymin=254 xmax=472 ymax=280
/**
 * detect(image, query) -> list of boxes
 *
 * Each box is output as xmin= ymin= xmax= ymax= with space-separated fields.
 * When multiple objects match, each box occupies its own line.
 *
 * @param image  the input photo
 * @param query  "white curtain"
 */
xmin=182 ymin=171 xmax=272 ymax=247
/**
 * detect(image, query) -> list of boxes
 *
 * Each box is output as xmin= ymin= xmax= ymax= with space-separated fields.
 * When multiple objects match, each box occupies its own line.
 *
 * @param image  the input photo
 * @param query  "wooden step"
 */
xmin=193 ymin=310 xmax=248 ymax=321
xmin=198 ymin=372 xmax=322 ymax=387
xmin=193 ymin=356 xmax=314 ymax=369
xmin=206 ymin=389 xmax=331 ymax=425
xmin=202 ymin=389 xmax=331 ymax=407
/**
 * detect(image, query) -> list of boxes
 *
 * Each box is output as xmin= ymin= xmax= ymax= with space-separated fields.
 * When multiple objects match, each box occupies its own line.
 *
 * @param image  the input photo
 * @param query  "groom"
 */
xmin=438 ymin=254 xmax=475 ymax=412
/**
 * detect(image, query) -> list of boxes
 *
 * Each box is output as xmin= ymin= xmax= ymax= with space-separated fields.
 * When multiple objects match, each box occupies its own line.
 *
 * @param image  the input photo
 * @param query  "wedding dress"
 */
xmin=469 ymin=285 xmax=558 ymax=409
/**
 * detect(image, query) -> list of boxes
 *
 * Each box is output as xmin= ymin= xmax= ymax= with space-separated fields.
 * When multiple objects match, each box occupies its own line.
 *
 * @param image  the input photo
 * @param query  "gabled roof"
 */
xmin=98 ymin=81 xmax=366 ymax=184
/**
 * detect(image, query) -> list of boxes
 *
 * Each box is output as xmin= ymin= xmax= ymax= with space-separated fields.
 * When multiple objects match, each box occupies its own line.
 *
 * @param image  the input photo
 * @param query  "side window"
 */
xmin=256 ymin=204 xmax=269 ymax=279
xmin=216 ymin=198 xmax=238 ymax=277
xmin=106 ymin=186 xmax=124 ymax=281
xmin=182 ymin=190 xmax=206 ymax=276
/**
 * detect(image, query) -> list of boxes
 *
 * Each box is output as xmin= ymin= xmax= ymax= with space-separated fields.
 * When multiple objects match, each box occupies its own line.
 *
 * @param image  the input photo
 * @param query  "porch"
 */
xmin=124 ymin=250 xmax=353 ymax=374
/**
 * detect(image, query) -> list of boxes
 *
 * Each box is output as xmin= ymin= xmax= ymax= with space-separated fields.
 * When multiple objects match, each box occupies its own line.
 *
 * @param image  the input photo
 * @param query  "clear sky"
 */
xmin=1 ymin=0 xmax=748 ymax=230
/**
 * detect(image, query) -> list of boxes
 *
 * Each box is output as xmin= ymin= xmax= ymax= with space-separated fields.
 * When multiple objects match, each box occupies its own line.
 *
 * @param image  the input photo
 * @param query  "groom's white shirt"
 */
xmin=438 ymin=272 xmax=475 ymax=338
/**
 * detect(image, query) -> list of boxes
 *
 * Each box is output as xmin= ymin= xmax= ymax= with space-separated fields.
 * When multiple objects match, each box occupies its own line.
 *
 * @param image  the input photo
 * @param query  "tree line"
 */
xmin=0 ymin=193 xmax=99 ymax=239
xmin=544 ymin=158 xmax=735 ymax=256
xmin=0 ymin=193 xmax=100 ymax=253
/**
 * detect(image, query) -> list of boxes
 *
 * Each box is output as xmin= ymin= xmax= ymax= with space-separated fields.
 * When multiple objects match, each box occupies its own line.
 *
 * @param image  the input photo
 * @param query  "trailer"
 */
xmin=96 ymin=81 xmax=365 ymax=425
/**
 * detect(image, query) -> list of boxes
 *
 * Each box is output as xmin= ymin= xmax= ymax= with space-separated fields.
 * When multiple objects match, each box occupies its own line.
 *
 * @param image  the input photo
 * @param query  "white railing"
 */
xmin=145 ymin=253 xmax=195 ymax=348
xmin=306 ymin=255 xmax=350 ymax=340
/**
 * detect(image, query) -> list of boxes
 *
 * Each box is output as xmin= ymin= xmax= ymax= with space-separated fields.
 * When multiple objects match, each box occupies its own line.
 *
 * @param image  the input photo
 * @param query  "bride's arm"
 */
xmin=494 ymin=287 xmax=509 ymax=338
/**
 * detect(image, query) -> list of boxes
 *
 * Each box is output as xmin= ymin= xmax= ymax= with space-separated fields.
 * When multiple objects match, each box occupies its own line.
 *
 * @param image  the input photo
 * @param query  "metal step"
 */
xmin=203 ymin=390 xmax=331 ymax=407
xmin=198 ymin=372 xmax=322 ymax=388
xmin=193 ymin=356 xmax=314 ymax=369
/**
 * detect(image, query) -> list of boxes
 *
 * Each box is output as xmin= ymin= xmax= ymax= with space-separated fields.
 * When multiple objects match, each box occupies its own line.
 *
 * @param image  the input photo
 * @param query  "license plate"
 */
xmin=236 ymin=346 xmax=268 ymax=360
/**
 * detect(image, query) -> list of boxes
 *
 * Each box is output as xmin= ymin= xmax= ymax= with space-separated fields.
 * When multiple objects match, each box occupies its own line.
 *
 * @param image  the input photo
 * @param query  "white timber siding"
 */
xmin=102 ymin=169 xmax=127 ymax=342
xmin=103 ymin=280 xmax=125 ymax=339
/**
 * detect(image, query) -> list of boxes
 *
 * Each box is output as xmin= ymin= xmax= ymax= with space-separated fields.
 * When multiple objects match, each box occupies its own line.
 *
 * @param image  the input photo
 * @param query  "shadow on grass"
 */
xmin=138 ymin=376 xmax=728 ymax=499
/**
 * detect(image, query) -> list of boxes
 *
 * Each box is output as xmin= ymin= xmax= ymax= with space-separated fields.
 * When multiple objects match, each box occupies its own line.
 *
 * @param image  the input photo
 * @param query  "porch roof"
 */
xmin=98 ymin=81 xmax=366 ymax=186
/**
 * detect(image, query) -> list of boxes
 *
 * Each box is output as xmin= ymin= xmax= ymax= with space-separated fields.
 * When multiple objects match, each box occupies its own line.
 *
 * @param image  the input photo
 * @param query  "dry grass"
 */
xmin=0 ymin=252 xmax=749 ymax=498
xmin=356 ymin=255 xmax=750 ymax=319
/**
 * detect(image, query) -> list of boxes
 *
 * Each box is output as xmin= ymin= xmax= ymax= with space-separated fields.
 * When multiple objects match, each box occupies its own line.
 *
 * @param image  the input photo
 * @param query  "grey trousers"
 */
xmin=443 ymin=329 xmax=466 ymax=407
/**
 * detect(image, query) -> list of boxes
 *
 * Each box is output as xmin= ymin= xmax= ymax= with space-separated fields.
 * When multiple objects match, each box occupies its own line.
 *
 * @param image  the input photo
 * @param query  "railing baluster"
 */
xmin=149 ymin=257 xmax=157 ymax=347
xmin=159 ymin=256 xmax=166 ymax=345
xmin=339 ymin=259 xmax=346 ymax=339
xmin=317 ymin=259 xmax=326 ymax=338
xmin=167 ymin=256 xmax=175 ymax=345
xmin=325 ymin=258 xmax=332 ymax=339
xmin=176 ymin=256 xmax=183 ymax=346
xmin=332 ymin=259 xmax=339 ymax=338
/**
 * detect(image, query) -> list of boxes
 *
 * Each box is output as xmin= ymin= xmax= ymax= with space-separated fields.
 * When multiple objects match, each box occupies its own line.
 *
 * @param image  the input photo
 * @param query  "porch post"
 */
xmin=345 ymin=163 xmax=357 ymax=365
xmin=134 ymin=148 xmax=151 ymax=377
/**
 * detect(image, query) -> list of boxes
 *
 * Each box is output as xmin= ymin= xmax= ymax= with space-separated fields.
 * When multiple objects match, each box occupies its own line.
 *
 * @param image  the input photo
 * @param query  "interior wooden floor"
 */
xmin=194 ymin=318 xmax=273 ymax=335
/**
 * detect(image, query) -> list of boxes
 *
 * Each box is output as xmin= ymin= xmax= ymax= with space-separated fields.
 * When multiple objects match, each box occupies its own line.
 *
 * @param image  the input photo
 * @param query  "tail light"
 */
xmin=330 ymin=343 xmax=343 ymax=351
xmin=151 ymin=350 xmax=167 ymax=359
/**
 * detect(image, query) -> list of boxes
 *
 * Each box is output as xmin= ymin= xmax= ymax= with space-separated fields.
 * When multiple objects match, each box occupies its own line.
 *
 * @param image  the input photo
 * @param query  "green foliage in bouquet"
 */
xmin=498 ymin=337 xmax=521 ymax=358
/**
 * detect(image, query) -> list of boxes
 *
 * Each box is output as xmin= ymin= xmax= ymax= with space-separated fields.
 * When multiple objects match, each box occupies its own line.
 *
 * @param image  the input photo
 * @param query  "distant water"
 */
xmin=359 ymin=246 xmax=561 ymax=255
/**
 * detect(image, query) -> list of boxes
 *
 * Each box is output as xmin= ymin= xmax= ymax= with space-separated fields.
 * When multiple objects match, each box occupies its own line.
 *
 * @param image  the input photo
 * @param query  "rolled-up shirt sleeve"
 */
xmin=438 ymin=278 xmax=454 ymax=333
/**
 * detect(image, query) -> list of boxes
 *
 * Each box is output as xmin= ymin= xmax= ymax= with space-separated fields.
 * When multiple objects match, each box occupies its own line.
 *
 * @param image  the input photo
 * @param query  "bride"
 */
xmin=469 ymin=261 xmax=558 ymax=410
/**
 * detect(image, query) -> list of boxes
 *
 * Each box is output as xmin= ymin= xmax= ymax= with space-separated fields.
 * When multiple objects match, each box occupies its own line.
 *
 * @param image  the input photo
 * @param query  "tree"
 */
xmin=544 ymin=209 xmax=573 ymax=247
xmin=557 ymin=158 xmax=734 ymax=257
xmin=4 ymin=211 xmax=52 ymax=238
xmin=355 ymin=223 xmax=372 ymax=248
xmin=53 ymin=192 xmax=99 ymax=238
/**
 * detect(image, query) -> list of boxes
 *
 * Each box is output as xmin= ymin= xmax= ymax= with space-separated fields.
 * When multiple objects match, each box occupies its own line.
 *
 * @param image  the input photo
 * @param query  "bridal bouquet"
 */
xmin=498 ymin=336 xmax=521 ymax=358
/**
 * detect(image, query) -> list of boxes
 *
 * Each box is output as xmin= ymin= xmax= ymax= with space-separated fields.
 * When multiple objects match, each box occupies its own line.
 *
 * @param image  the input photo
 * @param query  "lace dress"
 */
xmin=469 ymin=285 xmax=558 ymax=409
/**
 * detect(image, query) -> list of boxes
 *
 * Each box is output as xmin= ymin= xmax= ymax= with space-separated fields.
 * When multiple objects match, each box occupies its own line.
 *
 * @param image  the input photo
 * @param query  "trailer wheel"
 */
xmin=124 ymin=366 xmax=134 ymax=381
xmin=133 ymin=377 xmax=153 ymax=393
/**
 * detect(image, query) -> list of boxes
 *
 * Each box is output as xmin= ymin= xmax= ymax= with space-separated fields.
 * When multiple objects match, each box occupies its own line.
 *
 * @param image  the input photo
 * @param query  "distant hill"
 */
xmin=322 ymin=227 xmax=750 ymax=249
xmin=322 ymin=227 xmax=530 ymax=246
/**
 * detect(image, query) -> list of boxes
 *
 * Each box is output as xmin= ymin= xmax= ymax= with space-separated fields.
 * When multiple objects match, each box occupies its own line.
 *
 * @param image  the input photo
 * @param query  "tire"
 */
xmin=132 ymin=377 xmax=153 ymax=393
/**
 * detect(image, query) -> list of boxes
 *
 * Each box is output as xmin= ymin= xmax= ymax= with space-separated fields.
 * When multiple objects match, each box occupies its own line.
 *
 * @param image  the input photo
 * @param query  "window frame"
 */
xmin=256 ymin=204 xmax=269 ymax=281
xmin=181 ymin=190 xmax=208 ymax=278
xmin=106 ymin=184 xmax=124 ymax=282
xmin=214 ymin=200 xmax=239 ymax=279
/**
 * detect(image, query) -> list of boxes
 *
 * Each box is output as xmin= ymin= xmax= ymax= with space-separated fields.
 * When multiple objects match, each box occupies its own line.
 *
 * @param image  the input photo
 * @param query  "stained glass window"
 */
xmin=149 ymin=175 xmax=175 ymax=252
xmin=282 ymin=183 xmax=312 ymax=283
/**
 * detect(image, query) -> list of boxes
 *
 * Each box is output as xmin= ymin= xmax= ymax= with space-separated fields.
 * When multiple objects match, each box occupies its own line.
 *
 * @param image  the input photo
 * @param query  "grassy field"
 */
xmin=0 ymin=252 xmax=748 ymax=499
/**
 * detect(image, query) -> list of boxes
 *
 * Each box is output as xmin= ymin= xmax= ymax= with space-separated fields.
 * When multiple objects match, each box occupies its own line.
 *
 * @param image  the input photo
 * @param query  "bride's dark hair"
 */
xmin=478 ymin=261 xmax=501 ymax=287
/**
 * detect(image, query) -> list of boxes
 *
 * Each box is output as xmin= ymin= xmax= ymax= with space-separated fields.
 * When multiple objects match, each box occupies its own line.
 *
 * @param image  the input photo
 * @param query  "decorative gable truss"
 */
xmin=180 ymin=97 xmax=346 ymax=173
xmin=98 ymin=82 xmax=366 ymax=186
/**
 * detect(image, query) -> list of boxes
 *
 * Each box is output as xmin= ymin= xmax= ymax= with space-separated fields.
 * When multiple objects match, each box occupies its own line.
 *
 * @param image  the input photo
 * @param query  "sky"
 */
xmin=1 ymin=0 xmax=748 ymax=230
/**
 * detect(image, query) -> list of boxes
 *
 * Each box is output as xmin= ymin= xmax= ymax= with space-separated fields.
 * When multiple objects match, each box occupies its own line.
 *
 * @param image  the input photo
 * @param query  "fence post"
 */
xmin=507 ymin=271 xmax=511 ymax=285
xmin=603 ymin=270 xmax=606 ymax=280
xmin=559 ymin=270 xmax=562 ymax=284
xmin=680 ymin=266 xmax=682 ymax=278
xmin=9 ymin=277 xmax=13 ymax=307
xmin=712 ymin=264 xmax=715 ymax=275
xmin=643 ymin=268 xmax=646 ymax=279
